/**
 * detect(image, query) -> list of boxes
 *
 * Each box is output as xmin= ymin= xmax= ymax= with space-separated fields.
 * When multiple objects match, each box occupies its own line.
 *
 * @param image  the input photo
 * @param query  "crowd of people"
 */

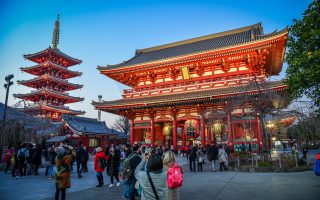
xmin=1 ymin=141 xmax=234 ymax=200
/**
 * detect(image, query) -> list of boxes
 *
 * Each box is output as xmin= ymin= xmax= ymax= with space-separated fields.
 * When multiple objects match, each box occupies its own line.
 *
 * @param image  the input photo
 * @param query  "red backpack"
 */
xmin=167 ymin=163 xmax=183 ymax=189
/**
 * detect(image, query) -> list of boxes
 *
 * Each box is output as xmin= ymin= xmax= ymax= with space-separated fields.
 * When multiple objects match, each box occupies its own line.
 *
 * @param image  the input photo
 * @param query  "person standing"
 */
xmin=189 ymin=146 xmax=197 ymax=172
xmin=196 ymin=147 xmax=204 ymax=172
xmin=76 ymin=142 xmax=86 ymax=178
xmin=27 ymin=144 xmax=34 ymax=175
xmin=33 ymin=144 xmax=42 ymax=175
xmin=207 ymin=143 xmax=219 ymax=172
xmin=122 ymin=144 xmax=142 ymax=200
xmin=107 ymin=147 xmax=121 ymax=187
xmin=48 ymin=145 xmax=57 ymax=179
xmin=134 ymin=152 xmax=167 ymax=200
xmin=17 ymin=143 xmax=29 ymax=177
xmin=218 ymin=145 xmax=228 ymax=171
xmin=94 ymin=147 xmax=105 ymax=187
xmin=83 ymin=146 xmax=89 ymax=173
xmin=55 ymin=146 xmax=76 ymax=200
xmin=3 ymin=146 xmax=13 ymax=174
xmin=163 ymin=151 xmax=183 ymax=200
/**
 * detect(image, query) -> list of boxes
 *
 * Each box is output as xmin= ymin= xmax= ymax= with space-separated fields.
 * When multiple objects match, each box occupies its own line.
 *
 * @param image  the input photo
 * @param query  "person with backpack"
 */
xmin=17 ymin=143 xmax=30 ymax=177
xmin=163 ymin=150 xmax=183 ymax=200
xmin=218 ymin=144 xmax=228 ymax=171
xmin=122 ymin=144 xmax=142 ymax=200
xmin=94 ymin=147 xmax=105 ymax=187
xmin=135 ymin=152 xmax=167 ymax=200
xmin=207 ymin=143 xmax=219 ymax=172
xmin=107 ymin=146 xmax=121 ymax=187
xmin=54 ymin=146 xmax=76 ymax=200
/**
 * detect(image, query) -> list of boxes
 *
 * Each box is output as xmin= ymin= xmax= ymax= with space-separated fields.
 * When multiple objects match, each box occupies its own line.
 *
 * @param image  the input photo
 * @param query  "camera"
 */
xmin=145 ymin=148 xmax=149 ymax=155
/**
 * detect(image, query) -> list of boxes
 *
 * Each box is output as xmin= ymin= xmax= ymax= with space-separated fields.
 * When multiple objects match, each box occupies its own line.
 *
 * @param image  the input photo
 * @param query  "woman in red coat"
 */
xmin=94 ymin=147 xmax=106 ymax=187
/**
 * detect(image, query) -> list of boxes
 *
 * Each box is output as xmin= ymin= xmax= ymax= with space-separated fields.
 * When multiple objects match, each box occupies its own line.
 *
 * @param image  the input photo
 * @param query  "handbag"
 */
xmin=147 ymin=171 xmax=160 ymax=200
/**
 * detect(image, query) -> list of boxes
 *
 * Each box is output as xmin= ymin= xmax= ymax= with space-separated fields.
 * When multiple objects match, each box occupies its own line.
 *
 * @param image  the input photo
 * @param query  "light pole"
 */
xmin=98 ymin=95 xmax=102 ymax=121
xmin=2 ymin=74 xmax=14 ymax=121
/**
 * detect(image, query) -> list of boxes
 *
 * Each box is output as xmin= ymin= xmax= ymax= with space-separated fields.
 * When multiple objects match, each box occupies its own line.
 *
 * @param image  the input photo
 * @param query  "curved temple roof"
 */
xmin=98 ymin=23 xmax=288 ymax=70
xmin=93 ymin=80 xmax=287 ymax=111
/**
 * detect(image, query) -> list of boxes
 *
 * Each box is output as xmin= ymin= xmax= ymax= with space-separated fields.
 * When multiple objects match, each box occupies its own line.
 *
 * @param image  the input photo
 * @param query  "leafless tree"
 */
xmin=112 ymin=116 xmax=130 ymax=134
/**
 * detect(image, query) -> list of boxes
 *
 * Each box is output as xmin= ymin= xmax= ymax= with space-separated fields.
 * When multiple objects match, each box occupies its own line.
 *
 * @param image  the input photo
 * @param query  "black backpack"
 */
xmin=18 ymin=149 xmax=26 ymax=161
xmin=98 ymin=157 xmax=107 ymax=169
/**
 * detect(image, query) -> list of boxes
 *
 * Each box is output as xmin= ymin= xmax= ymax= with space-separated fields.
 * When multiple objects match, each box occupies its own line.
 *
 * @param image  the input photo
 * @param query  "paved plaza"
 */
xmin=0 ymin=157 xmax=319 ymax=200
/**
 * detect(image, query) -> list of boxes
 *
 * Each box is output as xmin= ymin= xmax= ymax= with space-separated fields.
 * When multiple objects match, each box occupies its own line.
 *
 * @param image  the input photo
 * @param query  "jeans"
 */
xmin=189 ymin=159 xmax=196 ymax=172
xmin=48 ymin=164 xmax=54 ymax=177
xmin=123 ymin=179 xmax=135 ymax=200
xmin=77 ymin=161 xmax=84 ymax=176
xmin=211 ymin=160 xmax=218 ymax=171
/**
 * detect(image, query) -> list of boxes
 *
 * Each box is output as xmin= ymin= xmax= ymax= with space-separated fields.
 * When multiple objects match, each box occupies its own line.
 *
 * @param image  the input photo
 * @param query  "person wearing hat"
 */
xmin=55 ymin=146 xmax=75 ymax=200
xmin=94 ymin=147 xmax=105 ymax=187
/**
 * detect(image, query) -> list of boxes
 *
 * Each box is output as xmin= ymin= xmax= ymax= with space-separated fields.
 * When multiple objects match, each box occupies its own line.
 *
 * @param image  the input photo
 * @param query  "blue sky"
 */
xmin=0 ymin=0 xmax=311 ymax=126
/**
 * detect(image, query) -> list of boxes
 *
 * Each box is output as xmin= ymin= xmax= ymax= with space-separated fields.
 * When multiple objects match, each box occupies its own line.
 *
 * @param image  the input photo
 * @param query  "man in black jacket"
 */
xmin=76 ymin=142 xmax=86 ymax=178
xmin=123 ymin=144 xmax=142 ymax=200
xmin=207 ymin=143 xmax=219 ymax=172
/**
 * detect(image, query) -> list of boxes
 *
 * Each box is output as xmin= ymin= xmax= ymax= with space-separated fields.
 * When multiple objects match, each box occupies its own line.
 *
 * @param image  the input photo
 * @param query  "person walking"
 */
xmin=135 ymin=152 xmax=167 ymax=200
xmin=54 ymin=146 xmax=75 ymax=200
xmin=76 ymin=142 xmax=86 ymax=178
xmin=107 ymin=146 xmax=121 ymax=187
xmin=48 ymin=145 xmax=57 ymax=179
xmin=163 ymin=150 xmax=183 ymax=200
xmin=207 ymin=143 xmax=219 ymax=172
xmin=33 ymin=144 xmax=42 ymax=175
xmin=196 ymin=147 xmax=204 ymax=172
xmin=17 ymin=143 xmax=29 ymax=177
xmin=94 ymin=147 xmax=105 ymax=187
xmin=189 ymin=146 xmax=197 ymax=172
xmin=218 ymin=145 xmax=228 ymax=171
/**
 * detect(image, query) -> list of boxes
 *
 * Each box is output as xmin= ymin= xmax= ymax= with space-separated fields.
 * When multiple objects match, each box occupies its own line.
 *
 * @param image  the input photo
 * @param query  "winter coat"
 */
xmin=55 ymin=150 xmax=76 ymax=189
xmin=107 ymin=151 xmax=120 ymax=176
xmin=196 ymin=149 xmax=204 ymax=163
xmin=189 ymin=148 xmax=197 ymax=160
xmin=49 ymin=149 xmax=57 ymax=165
xmin=135 ymin=159 xmax=168 ymax=200
xmin=218 ymin=148 xmax=228 ymax=164
xmin=207 ymin=145 xmax=218 ymax=161
xmin=94 ymin=151 xmax=105 ymax=173
xmin=33 ymin=147 xmax=42 ymax=165
xmin=76 ymin=146 xmax=86 ymax=163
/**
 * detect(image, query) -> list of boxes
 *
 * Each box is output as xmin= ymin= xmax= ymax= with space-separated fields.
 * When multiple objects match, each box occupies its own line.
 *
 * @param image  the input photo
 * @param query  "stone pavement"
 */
xmin=0 ymin=157 xmax=319 ymax=200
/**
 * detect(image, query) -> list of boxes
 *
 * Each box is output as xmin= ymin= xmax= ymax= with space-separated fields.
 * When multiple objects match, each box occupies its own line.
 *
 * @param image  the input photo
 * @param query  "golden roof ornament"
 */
xmin=52 ymin=14 xmax=60 ymax=49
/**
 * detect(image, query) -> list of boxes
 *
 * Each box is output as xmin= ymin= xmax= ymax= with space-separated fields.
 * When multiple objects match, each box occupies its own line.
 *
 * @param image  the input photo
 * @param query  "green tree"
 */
xmin=285 ymin=0 xmax=320 ymax=116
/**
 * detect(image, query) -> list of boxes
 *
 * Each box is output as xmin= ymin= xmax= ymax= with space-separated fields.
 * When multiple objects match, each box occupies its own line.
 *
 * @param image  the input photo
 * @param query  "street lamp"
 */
xmin=2 ymin=74 xmax=14 ymax=121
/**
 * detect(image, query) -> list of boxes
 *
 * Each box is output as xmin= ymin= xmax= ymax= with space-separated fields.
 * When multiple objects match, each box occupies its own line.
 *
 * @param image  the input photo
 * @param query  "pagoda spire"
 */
xmin=52 ymin=14 xmax=60 ymax=49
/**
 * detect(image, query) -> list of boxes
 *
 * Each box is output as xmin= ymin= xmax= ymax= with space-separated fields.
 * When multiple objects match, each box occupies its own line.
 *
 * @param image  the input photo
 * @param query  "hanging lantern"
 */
xmin=185 ymin=120 xmax=196 ymax=137
xmin=212 ymin=121 xmax=224 ymax=135
xmin=163 ymin=123 xmax=172 ymax=137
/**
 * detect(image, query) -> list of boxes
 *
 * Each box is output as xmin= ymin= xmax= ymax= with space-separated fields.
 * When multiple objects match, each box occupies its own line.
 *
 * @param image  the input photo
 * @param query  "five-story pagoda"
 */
xmin=14 ymin=15 xmax=85 ymax=122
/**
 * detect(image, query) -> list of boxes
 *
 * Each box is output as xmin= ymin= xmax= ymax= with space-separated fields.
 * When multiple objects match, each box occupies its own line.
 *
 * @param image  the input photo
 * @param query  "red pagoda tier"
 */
xmin=93 ymin=23 xmax=289 ymax=152
xmin=14 ymin=15 xmax=85 ymax=121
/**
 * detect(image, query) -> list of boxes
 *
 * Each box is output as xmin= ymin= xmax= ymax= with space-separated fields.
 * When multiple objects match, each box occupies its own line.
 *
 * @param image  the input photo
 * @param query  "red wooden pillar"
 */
xmin=172 ymin=118 xmax=177 ymax=150
xmin=227 ymin=115 xmax=232 ymax=146
xmin=200 ymin=114 xmax=206 ymax=149
xmin=182 ymin=126 xmax=186 ymax=148
xmin=207 ymin=124 xmax=212 ymax=145
xmin=150 ymin=118 xmax=155 ymax=147
xmin=130 ymin=120 xmax=134 ymax=144
xmin=256 ymin=115 xmax=263 ymax=152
